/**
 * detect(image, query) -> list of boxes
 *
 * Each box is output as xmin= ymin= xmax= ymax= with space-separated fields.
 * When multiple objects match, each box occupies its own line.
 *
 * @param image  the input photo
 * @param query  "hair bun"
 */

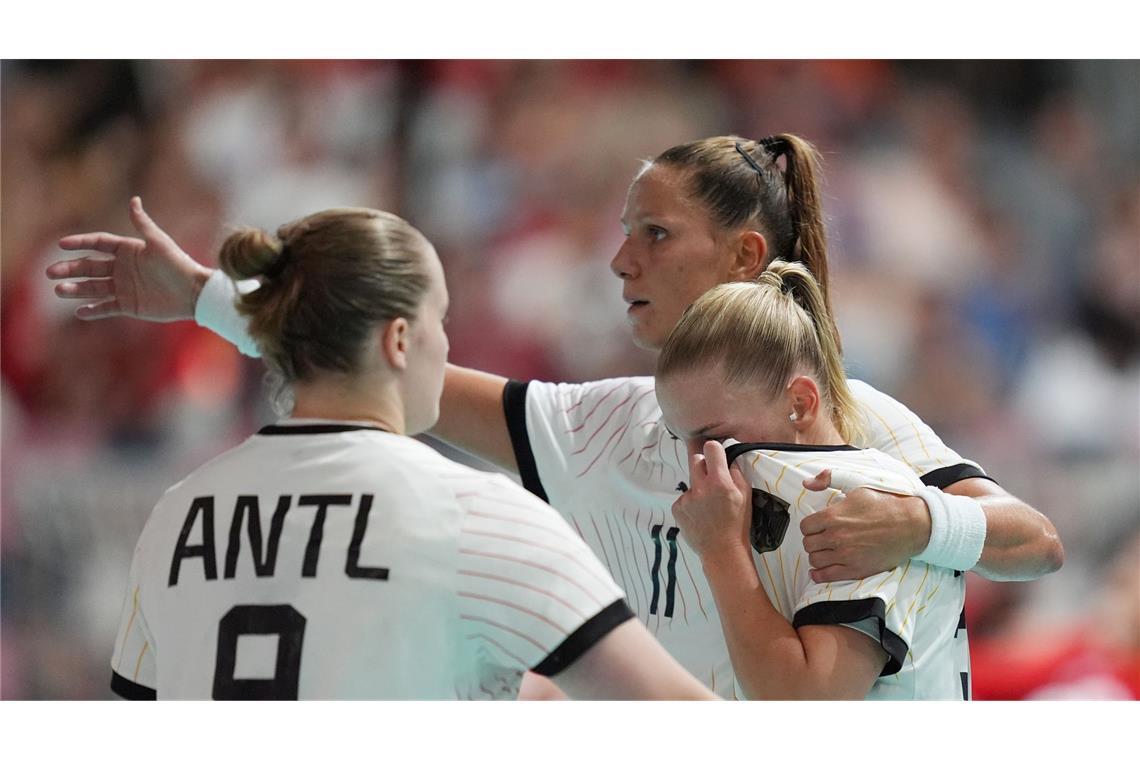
xmin=219 ymin=227 xmax=286 ymax=280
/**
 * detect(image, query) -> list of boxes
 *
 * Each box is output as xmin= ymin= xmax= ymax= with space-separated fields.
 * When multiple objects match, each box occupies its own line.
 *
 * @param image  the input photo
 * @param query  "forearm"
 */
xmin=946 ymin=480 xmax=1064 ymax=581
xmin=702 ymin=547 xmax=860 ymax=700
xmin=430 ymin=364 xmax=518 ymax=473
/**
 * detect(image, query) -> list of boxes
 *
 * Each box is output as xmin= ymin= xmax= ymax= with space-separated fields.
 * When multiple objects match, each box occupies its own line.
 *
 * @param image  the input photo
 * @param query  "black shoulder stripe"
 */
xmin=792 ymin=597 xmax=908 ymax=677
xmin=502 ymin=380 xmax=549 ymax=503
xmin=531 ymin=600 xmax=635 ymax=677
xmin=111 ymin=671 xmax=157 ymax=700
xmin=920 ymin=463 xmax=995 ymax=490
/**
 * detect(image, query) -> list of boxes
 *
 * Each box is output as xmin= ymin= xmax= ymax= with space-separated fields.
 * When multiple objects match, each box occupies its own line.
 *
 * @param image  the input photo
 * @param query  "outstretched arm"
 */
xmin=432 ymin=365 xmax=518 ymax=474
xmin=48 ymin=196 xmax=212 ymax=322
xmin=49 ymin=198 xmax=525 ymax=473
xmin=799 ymin=473 xmax=1063 ymax=583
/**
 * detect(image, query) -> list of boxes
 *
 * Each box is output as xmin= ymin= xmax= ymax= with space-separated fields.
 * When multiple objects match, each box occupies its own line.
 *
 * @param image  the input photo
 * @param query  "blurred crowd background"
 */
xmin=1 ymin=59 xmax=1137 ymax=700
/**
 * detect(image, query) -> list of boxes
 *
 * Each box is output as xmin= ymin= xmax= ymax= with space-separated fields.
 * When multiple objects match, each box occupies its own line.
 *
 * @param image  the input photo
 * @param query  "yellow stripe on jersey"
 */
xmin=847 ymin=577 xmax=866 ymax=600
xmin=906 ymin=417 xmax=946 ymax=468
xmin=899 ymin=564 xmax=932 ymax=638
xmin=872 ymin=566 xmax=898 ymax=594
xmin=133 ymin=640 xmax=149 ymax=681
xmin=116 ymin=585 xmax=141 ymax=672
xmin=759 ymin=553 xmax=784 ymax=618
xmin=772 ymin=462 xmax=790 ymax=494
xmin=862 ymin=405 xmax=917 ymax=472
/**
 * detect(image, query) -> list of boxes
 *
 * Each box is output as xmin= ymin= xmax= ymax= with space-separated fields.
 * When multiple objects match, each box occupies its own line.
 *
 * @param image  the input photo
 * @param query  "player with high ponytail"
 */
xmin=50 ymin=131 xmax=1062 ymax=700
xmin=657 ymin=260 xmax=970 ymax=698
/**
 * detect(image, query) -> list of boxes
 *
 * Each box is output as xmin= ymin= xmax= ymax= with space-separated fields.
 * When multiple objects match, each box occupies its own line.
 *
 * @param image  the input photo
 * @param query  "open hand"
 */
xmin=47 ymin=196 xmax=213 ymax=322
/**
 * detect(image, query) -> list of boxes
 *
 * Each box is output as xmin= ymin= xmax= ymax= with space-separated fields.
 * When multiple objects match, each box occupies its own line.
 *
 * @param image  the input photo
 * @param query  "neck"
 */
xmin=794 ymin=416 xmax=845 ymax=447
xmin=290 ymin=375 xmax=405 ymax=435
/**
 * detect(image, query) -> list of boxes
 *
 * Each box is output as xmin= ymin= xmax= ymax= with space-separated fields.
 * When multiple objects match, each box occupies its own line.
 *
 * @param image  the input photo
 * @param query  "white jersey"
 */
xmin=504 ymin=375 xmax=985 ymax=699
xmin=723 ymin=442 xmax=968 ymax=700
xmin=111 ymin=420 xmax=630 ymax=700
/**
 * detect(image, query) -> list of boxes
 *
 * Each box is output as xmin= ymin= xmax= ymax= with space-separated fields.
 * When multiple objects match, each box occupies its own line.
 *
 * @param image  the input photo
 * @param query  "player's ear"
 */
xmin=786 ymin=375 xmax=821 ymax=429
xmin=380 ymin=317 xmax=410 ymax=370
xmin=729 ymin=230 xmax=768 ymax=282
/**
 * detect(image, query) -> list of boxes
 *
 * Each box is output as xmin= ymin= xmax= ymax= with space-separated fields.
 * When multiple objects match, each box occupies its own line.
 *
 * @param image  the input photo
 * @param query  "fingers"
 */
xmin=688 ymin=452 xmax=707 ymax=481
xmin=45 ymin=257 xmax=117 ymax=280
xmin=56 ymin=232 xmax=138 ymax=255
xmin=801 ymin=530 xmax=832 ymax=555
xmin=53 ymin=279 xmax=116 ymax=299
xmin=809 ymin=564 xmax=859 ymax=584
xmin=73 ymin=298 xmax=123 ymax=321
xmin=802 ymin=468 xmax=833 ymax=492
xmin=702 ymin=440 xmax=730 ymax=480
xmin=799 ymin=509 xmax=829 ymax=537
xmin=129 ymin=196 xmax=172 ymax=244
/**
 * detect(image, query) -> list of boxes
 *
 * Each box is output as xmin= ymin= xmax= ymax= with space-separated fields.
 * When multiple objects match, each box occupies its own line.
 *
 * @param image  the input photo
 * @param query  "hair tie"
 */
xmin=262 ymin=240 xmax=291 ymax=279
xmin=759 ymin=136 xmax=786 ymax=157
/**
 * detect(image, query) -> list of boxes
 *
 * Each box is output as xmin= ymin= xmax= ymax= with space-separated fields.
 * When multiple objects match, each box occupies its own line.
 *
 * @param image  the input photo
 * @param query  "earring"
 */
xmin=788 ymin=412 xmax=798 ymax=423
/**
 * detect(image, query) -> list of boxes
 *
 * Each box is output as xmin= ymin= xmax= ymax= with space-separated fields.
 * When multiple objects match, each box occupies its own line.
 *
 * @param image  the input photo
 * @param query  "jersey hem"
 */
xmin=531 ymin=599 xmax=635 ymax=677
xmin=111 ymin=671 xmax=157 ymax=700
xmin=792 ymin=597 xmax=908 ymax=677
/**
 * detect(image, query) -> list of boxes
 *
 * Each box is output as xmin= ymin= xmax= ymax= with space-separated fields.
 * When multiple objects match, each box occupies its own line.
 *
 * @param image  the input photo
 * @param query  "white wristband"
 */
xmin=194 ymin=270 xmax=262 ymax=358
xmin=912 ymin=486 xmax=987 ymax=571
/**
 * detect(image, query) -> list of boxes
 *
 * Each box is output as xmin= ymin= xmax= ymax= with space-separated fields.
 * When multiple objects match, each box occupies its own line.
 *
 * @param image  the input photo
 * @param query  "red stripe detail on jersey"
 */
xmin=570 ymin=390 xmax=635 ymax=453
xmin=459 ymin=548 xmax=605 ymax=606
xmin=460 ymin=614 xmax=547 ymax=652
xmin=465 ymin=633 xmax=530 ymax=669
xmin=565 ymin=384 xmax=622 ymax=432
xmin=577 ymin=419 xmax=631 ymax=476
xmin=466 ymin=509 xmax=570 ymax=540
xmin=601 ymin=389 xmax=656 ymax=467
xmin=460 ymin=529 xmax=614 ymax=589
xmin=459 ymin=569 xmax=588 ymax=617
xmin=458 ymin=592 xmax=569 ymax=635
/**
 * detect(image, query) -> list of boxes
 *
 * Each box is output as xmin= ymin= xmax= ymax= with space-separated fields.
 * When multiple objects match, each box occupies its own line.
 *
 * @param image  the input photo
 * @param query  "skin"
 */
xmin=658 ymin=367 xmax=889 ymax=699
xmin=48 ymin=175 xmax=1064 ymax=581
xmin=49 ymin=198 xmax=717 ymax=701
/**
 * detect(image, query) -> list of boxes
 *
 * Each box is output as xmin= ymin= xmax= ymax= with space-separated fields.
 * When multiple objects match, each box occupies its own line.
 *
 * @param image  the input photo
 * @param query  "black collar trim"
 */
xmin=725 ymin=441 xmax=859 ymax=465
xmin=257 ymin=424 xmax=393 ymax=436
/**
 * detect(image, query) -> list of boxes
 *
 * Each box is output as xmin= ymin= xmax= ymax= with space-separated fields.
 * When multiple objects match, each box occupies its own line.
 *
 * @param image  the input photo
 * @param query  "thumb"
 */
xmin=802 ymin=468 xmax=833 ymax=492
xmin=129 ymin=196 xmax=171 ymax=243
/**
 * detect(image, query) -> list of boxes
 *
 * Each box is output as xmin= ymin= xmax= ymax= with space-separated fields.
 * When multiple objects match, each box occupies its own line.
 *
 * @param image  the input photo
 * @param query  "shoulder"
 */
xmin=523 ymin=375 xmax=655 ymax=407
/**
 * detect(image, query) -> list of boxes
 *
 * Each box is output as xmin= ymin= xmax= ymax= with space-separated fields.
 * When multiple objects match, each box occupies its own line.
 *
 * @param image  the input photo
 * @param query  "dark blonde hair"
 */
xmin=656 ymin=260 xmax=862 ymax=444
xmin=218 ymin=208 xmax=431 ymax=399
xmin=652 ymin=133 xmax=837 ymax=348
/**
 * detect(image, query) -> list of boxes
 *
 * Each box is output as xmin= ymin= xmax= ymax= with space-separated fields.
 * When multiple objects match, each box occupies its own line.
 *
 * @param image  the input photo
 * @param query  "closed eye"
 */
xmin=648 ymin=225 xmax=667 ymax=241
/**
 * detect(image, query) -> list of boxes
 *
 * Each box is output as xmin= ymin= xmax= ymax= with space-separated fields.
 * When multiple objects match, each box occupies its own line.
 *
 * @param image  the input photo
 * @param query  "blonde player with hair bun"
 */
xmin=657 ymin=260 xmax=969 ymax=699
xmin=103 ymin=201 xmax=715 ymax=700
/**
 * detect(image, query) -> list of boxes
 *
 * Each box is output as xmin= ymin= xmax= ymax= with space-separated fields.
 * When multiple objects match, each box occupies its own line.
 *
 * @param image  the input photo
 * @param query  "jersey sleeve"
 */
xmin=734 ymin=447 xmax=934 ymax=677
xmin=847 ymin=379 xmax=993 ymax=489
xmin=454 ymin=473 xmax=633 ymax=677
xmin=110 ymin=540 xmax=158 ymax=700
xmin=792 ymin=561 xmax=924 ymax=677
xmin=502 ymin=376 xmax=657 ymax=506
